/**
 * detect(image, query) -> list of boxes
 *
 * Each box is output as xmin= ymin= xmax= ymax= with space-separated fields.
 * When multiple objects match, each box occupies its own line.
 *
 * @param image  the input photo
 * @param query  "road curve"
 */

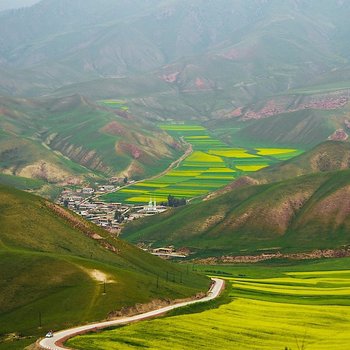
xmin=39 ymin=278 xmax=225 ymax=350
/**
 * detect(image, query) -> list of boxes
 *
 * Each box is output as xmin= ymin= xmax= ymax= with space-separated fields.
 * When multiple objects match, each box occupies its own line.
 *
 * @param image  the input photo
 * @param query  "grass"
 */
xmin=0 ymin=173 xmax=45 ymax=190
xmin=103 ymin=124 xmax=301 ymax=204
xmin=286 ymin=81 xmax=350 ymax=95
xmin=209 ymin=108 xmax=338 ymax=150
xmin=0 ymin=95 xmax=183 ymax=185
xmin=255 ymin=148 xmax=299 ymax=156
xmin=0 ymin=185 xmax=209 ymax=349
xmin=122 ymin=166 xmax=350 ymax=257
xmin=67 ymin=258 xmax=350 ymax=350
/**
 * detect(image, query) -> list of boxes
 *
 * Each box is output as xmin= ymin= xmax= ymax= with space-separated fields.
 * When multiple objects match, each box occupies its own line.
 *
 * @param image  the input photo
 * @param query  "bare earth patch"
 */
xmin=84 ymin=269 xmax=115 ymax=283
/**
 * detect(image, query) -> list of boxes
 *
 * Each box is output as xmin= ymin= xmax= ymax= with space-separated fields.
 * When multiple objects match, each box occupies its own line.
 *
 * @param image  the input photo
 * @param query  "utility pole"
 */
xmin=38 ymin=311 xmax=42 ymax=329
xmin=103 ymin=280 xmax=106 ymax=295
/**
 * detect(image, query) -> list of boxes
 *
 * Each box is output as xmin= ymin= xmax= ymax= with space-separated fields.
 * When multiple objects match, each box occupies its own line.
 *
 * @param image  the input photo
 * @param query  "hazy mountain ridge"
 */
xmin=0 ymin=0 xmax=39 ymax=12
xmin=1 ymin=0 xmax=350 ymax=111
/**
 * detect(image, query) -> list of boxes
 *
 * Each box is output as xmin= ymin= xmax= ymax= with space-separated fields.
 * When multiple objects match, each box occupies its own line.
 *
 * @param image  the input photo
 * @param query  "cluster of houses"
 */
xmin=57 ymin=186 xmax=124 ymax=234
xmin=57 ymin=186 xmax=168 ymax=235
xmin=151 ymin=246 xmax=189 ymax=259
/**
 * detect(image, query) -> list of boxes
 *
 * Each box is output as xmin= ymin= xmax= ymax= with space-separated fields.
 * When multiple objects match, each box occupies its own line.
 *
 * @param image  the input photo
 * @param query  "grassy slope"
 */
xmin=209 ymin=107 xmax=347 ymax=149
xmin=0 ymin=95 xmax=181 ymax=182
xmin=68 ymin=258 xmax=350 ymax=350
xmin=251 ymin=141 xmax=350 ymax=183
xmin=123 ymin=142 xmax=350 ymax=256
xmin=0 ymin=173 xmax=44 ymax=190
xmin=0 ymin=185 xmax=209 ymax=349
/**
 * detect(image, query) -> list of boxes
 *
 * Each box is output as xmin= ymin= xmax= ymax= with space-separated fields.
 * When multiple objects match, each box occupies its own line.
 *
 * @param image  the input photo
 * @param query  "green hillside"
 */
xmin=123 ymin=142 xmax=350 ymax=257
xmin=208 ymin=104 xmax=350 ymax=149
xmin=0 ymin=95 xmax=182 ymax=183
xmin=0 ymin=185 xmax=209 ymax=350
xmin=251 ymin=141 xmax=350 ymax=183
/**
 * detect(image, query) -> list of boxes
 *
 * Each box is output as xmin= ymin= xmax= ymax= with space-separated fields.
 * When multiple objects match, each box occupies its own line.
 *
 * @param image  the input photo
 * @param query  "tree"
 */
xmin=167 ymin=195 xmax=187 ymax=207
xmin=114 ymin=210 xmax=124 ymax=223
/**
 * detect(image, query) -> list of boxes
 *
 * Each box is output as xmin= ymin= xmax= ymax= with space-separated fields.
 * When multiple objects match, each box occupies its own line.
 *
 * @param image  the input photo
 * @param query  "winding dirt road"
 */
xmin=39 ymin=278 xmax=224 ymax=350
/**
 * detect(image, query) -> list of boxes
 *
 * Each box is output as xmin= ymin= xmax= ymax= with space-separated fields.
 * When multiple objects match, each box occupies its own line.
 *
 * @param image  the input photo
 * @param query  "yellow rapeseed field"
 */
xmin=68 ymin=270 xmax=350 ymax=350
xmin=256 ymin=148 xmax=298 ymax=156
xmin=236 ymin=164 xmax=268 ymax=171
xmin=209 ymin=149 xmax=259 ymax=158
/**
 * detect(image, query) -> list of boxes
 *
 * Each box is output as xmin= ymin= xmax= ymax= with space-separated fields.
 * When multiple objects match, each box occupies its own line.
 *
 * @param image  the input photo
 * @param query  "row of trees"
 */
xmin=161 ymin=195 xmax=187 ymax=208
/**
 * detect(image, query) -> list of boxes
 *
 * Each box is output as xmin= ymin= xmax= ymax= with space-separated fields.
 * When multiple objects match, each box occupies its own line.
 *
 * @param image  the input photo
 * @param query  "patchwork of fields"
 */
xmin=68 ymin=263 xmax=350 ymax=350
xmin=103 ymin=124 xmax=301 ymax=204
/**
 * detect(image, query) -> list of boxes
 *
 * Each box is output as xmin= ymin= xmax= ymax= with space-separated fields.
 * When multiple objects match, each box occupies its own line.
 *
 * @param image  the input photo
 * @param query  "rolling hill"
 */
xmin=0 ymin=185 xmax=209 ymax=350
xmin=0 ymin=94 xmax=182 ymax=186
xmin=123 ymin=142 xmax=350 ymax=257
xmin=206 ymin=88 xmax=350 ymax=148
xmin=250 ymin=141 xmax=350 ymax=183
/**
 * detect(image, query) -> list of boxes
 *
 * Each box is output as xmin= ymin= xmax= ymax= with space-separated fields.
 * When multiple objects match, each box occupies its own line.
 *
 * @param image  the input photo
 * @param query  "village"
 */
xmin=56 ymin=183 xmax=189 ymax=259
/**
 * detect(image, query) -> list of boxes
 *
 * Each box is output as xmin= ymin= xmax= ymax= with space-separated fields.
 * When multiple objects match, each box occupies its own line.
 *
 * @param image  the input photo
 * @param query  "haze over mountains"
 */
xmin=1 ymin=0 xmax=350 ymax=103
xmin=0 ymin=0 xmax=39 ymax=11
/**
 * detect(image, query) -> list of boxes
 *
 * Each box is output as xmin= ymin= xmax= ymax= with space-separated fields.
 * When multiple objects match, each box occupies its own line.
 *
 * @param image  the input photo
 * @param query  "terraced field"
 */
xmin=68 ymin=261 xmax=350 ymax=350
xmin=98 ymin=99 xmax=129 ymax=111
xmin=103 ymin=125 xmax=301 ymax=204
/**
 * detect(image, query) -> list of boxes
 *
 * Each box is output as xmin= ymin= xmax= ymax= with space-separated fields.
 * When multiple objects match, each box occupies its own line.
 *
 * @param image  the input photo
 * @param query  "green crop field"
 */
xmin=103 ymin=124 xmax=302 ymax=204
xmin=98 ymin=99 xmax=129 ymax=111
xmin=68 ymin=259 xmax=350 ymax=350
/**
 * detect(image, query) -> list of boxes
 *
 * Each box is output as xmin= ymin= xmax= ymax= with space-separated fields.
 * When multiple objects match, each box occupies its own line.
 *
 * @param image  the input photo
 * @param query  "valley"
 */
xmin=103 ymin=124 xmax=301 ymax=204
xmin=2 ymin=1 xmax=350 ymax=350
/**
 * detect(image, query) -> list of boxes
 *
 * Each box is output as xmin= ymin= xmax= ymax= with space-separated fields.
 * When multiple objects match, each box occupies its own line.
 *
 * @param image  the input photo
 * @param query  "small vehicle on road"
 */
xmin=45 ymin=331 xmax=54 ymax=338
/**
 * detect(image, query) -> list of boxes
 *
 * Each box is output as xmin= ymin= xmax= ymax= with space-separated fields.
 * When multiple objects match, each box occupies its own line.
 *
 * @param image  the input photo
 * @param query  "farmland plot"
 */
xmin=103 ymin=125 xmax=301 ymax=204
xmin=68 ymin=265 xmax=350 ymax=350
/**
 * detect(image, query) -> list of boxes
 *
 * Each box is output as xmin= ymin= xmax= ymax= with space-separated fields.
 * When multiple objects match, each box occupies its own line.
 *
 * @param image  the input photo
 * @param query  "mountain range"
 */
xmin=1 ymin=0 xmax=350 ymax=111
